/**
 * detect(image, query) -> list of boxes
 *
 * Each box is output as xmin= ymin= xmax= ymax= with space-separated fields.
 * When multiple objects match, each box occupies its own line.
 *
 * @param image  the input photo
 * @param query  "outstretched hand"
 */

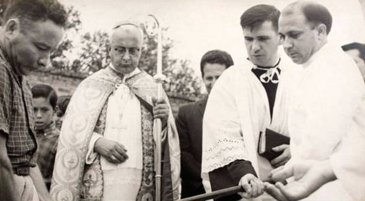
xmin=265 ymin=160 xmax=336 ymax=201
xmin=270 ymin=160 xmax=313 ymax=182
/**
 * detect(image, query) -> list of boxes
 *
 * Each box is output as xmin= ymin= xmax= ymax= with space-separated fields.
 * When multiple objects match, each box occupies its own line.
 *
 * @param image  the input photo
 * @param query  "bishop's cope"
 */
xmin=51 ymin=21 xmax=180 ymax=201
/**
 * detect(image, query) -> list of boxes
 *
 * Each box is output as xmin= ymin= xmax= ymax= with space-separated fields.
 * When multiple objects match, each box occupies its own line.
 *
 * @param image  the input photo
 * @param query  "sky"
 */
xmin=59 ymin=0 xmax=365 ymax=75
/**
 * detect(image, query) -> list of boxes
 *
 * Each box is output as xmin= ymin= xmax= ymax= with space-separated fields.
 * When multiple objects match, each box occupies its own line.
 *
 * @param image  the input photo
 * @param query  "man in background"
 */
xmin=176 ymin=49 xmax=233 ymax=198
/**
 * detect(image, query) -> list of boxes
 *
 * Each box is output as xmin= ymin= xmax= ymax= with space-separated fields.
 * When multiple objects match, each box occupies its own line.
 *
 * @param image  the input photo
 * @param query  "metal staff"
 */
xmin=143 ymin=14 xmax=163 ymax=201
xmin=179 ymin=186 xmax=244 ymax=201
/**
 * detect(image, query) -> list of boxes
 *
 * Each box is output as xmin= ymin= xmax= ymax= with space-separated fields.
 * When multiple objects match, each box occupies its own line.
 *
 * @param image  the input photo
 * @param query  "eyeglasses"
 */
xmin=113 ymin=47 xmax=140 ymax=56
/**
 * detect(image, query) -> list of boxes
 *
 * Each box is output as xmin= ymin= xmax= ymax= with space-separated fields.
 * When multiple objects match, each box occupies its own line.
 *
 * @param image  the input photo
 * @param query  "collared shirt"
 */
xmin=0 ymin=48 xmax=37 ymax=169
xmin=36 ymin=122 xmax=59 ymax=187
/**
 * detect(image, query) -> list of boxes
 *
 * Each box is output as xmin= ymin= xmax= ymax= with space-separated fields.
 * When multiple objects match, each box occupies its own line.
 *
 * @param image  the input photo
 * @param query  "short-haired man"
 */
xmin=51 ymin=22 xmax=180 ymax=201
xmin=0 ymin=0 xmax=67 ymax=200
xmin=271 ymin=1 xmax=365 ymax=200
xmin=176 ymin=49 xmax=233 ymax=198
xmin=202 ymin=4 xmax=294 ymax=200
xmin=342 ymin=42 xmax=365 ymax=81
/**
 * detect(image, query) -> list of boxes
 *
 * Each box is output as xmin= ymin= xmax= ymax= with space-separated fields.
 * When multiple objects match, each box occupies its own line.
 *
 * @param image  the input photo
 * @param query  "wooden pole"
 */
xmin=179 ymin=186 xmax=244 ymax=201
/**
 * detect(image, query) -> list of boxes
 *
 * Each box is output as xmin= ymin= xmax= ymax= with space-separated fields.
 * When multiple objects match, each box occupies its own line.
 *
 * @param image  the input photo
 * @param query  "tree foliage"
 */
xmin=0 ymin=3 xmax=202 ymax=98
xmin=49 ymin=7 xmax=201 ymax=98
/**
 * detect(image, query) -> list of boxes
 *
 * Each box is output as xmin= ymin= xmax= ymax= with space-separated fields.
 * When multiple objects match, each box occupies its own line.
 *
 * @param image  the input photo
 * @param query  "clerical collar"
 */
xmin=251 ymin=58 xmax=281 ymax=84
xmin=253 ymin=58 xmax=281 ymax=70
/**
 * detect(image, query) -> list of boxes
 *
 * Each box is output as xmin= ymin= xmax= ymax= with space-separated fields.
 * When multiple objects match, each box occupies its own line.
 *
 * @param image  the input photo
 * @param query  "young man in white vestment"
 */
xmin=202 ymin=4 xmax=297 ymax=201
xmin=267 ymin=1 xmax=365 ymax=201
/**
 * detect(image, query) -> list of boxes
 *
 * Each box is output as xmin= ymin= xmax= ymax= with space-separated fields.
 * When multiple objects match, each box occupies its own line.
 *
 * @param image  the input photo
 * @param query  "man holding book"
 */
xmin=202 ymin=4 xmax=296 ymax=201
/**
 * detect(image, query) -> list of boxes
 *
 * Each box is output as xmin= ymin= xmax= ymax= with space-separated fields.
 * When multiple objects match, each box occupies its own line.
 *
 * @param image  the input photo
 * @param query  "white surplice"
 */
xmin=202 ymin=57 xmax=296 ymax=182
xmin=287 ymin=42 xmax=365 ymax=201
xmin=329 ymin=94 xmax=365 ymax=201
xmin=86 ymin=68 xmax=145 ymax=201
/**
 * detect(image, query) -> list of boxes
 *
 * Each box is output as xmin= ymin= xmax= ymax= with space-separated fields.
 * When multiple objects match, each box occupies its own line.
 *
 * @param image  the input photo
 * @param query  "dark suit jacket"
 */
xmin=175 ymin=97 xmax=207 ymax=198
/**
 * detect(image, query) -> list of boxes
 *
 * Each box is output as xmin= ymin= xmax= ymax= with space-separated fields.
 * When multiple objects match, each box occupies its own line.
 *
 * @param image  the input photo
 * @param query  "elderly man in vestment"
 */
xmin=51 ymin=22 xmax=180 ymax=201
xmin=202 ymin=4 xmax=296 ymax=201
xmin=269 ymin=1 xmax=365 ymax=201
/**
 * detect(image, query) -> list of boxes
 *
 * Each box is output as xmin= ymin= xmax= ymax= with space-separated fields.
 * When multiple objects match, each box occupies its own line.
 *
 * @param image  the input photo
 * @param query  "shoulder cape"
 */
xmin=51 ymin=68 xmax=180 ymax=201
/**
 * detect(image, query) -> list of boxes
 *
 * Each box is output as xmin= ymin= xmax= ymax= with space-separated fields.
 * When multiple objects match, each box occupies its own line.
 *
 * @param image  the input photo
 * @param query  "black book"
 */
xmin=258 ymin=128 xmax=290 ymax=161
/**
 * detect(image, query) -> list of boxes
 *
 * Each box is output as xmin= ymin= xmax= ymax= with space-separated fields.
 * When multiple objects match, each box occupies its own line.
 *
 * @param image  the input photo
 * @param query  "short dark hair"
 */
xmin=284 ymin=1 xmax=332 ymax=34
xmin=200 ymin=50 xmax=234 ymax=77
xmin=31 ymin=84 xmax=58 ymax=110
xmin=240 ymin=4 xmax=280 ymax=32
xmin=3 ymin=0 xmax=67 ymax=28
xmin=342 ymin=42 xmax=365 ymax=62
xmin=56 ymin=95 xmax=71 ymax=117
xmin=301 ymin=2 xmax=332 ymax=34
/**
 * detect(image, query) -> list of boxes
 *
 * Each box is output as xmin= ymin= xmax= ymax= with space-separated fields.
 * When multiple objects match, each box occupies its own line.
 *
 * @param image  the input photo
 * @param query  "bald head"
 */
xmin=110 ymin=23 xmax=144 ymax=74
xmin=111 ymin=24 xmax=144 ymax=47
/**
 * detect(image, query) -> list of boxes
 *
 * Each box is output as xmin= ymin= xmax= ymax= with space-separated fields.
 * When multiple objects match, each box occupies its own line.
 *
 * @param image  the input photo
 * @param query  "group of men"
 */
xmin=179 ymin=1 xmax=365 ymax=201
xmin=0 ymin=0 xmax=364 ymax=201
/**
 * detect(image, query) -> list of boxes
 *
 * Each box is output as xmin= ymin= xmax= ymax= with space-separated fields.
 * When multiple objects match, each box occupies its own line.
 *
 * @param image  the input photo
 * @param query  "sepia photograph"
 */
xmin=0 ymin=0 xmax=364 ymax=201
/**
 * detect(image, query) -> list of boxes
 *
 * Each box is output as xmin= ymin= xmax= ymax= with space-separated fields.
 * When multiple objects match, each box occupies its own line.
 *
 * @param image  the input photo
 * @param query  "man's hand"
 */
xmin=264 ymin=182 xmax=289 ymax=201
xmin=94 ymin=137 xmax=128 ymax=164
xmin=267 ymin=160 xmax=314 ymax=200
xmin=152 ymin=98 xmax=169 ymax=128
xmin=266 ymin=160 xmax=336 ymax=201
xmin=270 ymin=160 xmax=313 ymax=182
xmin=271 ymin=144 xmax=291 ymax=167
xmin=238 ymin=173 xmax=264 ymax=198
xmin=265 ymin=169 xmax=323 ymax=201
xmin=29 ymin=166 xmax=53 ymax=201
xmin=0 ymin=132 xmax=19 ymax=201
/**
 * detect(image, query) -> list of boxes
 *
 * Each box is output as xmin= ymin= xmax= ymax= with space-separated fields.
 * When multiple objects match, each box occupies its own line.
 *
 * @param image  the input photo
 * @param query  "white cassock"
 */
xmin=86 ymin=68 xmax=145 ymax=201
xmin=202 ymin=58 xmax=297 ymax=201
xmin=288 ymin=42 xmax=365 ymax=201
xmin=329 ymin=94 xmax=365 ymax=201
